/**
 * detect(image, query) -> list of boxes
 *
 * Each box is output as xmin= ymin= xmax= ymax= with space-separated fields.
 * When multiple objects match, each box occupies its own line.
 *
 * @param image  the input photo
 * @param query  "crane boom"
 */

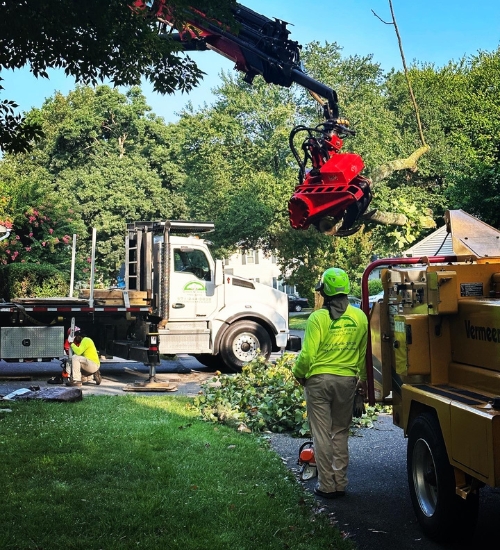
xmin=133 ymin=0 xmax=372 ymax=235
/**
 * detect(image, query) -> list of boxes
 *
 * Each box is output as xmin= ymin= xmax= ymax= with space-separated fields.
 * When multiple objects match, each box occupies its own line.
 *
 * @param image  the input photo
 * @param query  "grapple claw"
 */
xmin=288 ymin=120 xmax=372 ymax=236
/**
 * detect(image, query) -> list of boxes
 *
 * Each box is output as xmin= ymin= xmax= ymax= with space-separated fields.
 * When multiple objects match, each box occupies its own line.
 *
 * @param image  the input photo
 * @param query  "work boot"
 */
xmin=94 ymin=370 xmax=102 ymax=385
xmin=66 ymin=380 xmax=82 ymax=387
xmin=314 ymin=486 xmax=346 ymax=499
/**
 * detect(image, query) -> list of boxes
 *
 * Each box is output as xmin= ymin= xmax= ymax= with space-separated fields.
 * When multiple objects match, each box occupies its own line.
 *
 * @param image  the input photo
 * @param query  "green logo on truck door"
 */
xmin=183 ymin=281 xmax=206 ymax=291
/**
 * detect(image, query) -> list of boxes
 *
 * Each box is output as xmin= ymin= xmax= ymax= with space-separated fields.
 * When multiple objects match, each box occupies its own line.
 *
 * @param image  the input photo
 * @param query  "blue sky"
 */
xmin=2 ymin=0 xmax=500 ymax=123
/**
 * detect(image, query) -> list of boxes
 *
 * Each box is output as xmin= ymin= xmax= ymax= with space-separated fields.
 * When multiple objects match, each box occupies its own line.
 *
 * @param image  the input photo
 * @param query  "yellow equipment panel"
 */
xmin=394 ymin=315 xmax=430 ymax=376
xmin=427 ymin=271 xmax=458 ymax=315
xmin=451 ymin=404 xmax=490 ymax=479
xmin=451 ymin=299 xmax=500 ymax=372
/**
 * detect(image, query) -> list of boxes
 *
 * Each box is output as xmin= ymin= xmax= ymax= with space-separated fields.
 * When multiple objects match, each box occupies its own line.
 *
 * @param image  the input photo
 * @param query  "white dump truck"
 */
xmin=0 ymin=220 xmax=300 ymax=372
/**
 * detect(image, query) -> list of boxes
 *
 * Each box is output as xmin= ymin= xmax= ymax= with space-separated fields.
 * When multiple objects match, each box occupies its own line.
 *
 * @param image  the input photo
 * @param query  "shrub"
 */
xmin=194 ymin=353 xmax=389 ymax=437
xmin=368 ymin=278 xmax=383 ymax=295
xmin=0 ymin=263 xmax=69 ymax=299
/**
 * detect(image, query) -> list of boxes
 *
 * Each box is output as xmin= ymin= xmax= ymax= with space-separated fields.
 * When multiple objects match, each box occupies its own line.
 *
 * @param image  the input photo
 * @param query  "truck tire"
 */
xmin=407 ymin=413 xmax=479 ymax=542
xmin=219 ymin=320 xmax=272 ymax=373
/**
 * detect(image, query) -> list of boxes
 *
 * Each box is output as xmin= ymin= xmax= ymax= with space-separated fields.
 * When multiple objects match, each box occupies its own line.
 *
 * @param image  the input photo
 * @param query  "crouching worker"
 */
xmin=66 ymin=330 xmax=102 ymax=387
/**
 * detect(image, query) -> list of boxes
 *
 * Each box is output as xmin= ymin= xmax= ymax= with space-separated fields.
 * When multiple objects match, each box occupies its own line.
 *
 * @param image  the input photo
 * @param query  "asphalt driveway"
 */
xmin=271 ymin=414 xmax=499 ymax=550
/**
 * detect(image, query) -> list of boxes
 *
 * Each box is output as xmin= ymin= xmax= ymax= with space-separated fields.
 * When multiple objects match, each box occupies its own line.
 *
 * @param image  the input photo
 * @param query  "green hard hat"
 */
xmin=318 ymin=267 xmax=350 ymax=296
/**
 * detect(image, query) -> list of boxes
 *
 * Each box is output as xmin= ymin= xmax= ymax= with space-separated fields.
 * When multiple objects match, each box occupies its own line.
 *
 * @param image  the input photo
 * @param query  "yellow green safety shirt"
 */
xmin=71 ymin=337 xmax=100 ymax=367
xmin=292 ymin=305 xmax=368 ymax=380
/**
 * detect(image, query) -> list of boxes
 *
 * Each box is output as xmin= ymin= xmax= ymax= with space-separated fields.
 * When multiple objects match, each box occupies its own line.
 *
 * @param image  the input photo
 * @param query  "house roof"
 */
xmin=404 ymin=225 xmax=453 ymax=257
xmin=404 ymin=210 xmax=500 ymax=258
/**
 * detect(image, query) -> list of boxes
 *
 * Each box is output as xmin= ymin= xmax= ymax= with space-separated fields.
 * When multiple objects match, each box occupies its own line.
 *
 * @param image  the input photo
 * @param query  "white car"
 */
xmin=368 ymin=291 xmax=385 ymax=308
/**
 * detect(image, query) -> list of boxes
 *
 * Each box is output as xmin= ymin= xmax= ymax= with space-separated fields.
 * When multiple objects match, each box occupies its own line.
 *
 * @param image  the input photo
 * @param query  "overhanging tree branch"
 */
xmin=361 ymin=1 xmax=432 ymax=229
xmin=372 ymin=1 xmax=427 ymax=149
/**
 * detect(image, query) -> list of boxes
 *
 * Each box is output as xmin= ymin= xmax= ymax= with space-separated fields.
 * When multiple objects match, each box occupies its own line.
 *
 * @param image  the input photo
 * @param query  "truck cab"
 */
xmin=125 ymin=220 xmax=298 ymax=372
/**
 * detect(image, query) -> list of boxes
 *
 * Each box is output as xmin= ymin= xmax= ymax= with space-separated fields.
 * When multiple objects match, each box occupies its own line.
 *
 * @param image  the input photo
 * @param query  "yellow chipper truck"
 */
xmin=363 ymin=210 xmax=500 ymax=541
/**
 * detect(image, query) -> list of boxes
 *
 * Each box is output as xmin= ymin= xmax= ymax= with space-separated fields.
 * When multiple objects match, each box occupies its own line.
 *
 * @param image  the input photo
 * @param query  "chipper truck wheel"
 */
xmin=407 ymin=413 xmax=479 ymax=542
xmin=219 ymin=320 xmax=271 ymax=373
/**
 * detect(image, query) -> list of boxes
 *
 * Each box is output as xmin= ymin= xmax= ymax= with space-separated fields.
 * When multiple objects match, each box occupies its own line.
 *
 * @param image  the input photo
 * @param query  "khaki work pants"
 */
xmin=67 ymin=355 xmax=99 ymax=383
xmin=305 ymin=374 xmax=357 ymax=493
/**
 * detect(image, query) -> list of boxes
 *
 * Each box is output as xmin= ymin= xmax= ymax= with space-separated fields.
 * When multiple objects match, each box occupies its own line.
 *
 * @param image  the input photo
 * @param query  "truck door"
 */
xmin=169 ymin=246 xmax=217 ymax=320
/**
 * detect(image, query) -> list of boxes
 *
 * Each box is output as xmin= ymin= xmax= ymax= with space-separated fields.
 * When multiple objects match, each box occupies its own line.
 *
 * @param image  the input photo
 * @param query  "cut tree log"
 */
xmin=362 ymin=210 xmax=408 ymax=226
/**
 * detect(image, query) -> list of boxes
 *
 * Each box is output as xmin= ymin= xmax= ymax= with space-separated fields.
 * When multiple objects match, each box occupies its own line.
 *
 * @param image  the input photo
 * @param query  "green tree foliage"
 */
xmin=178 ymin=73 xmax=297 ymax=254
xmin=0 ymin=90 xmax=44 ymax=154
xmin=0 ymin=163 xmax=83 ymax=270
xmin=449 ymin=162 xmax=500 ymax=227
xmin=141 ymin=44 xmax=500 ymax=299
xmin=0 ymin=85 xmax=187 ymax=284
xmin=173 ymin=46 xmax=428 ymax=296
xmin=273 ymin=226 xmax=375 ymax=301
xmin=382 ymin=49 xmax=500 ymax=230
xmin=368 ymin=278 xmax=383 ymax=296
xmin=439 ymin=51 xmax=500 ymax=227
xmin=300 ymin=42 xmax=402 ymax=171
xmin=4 ymin=39 xmax=499 ymax=298
xmin=302 ymin=46 xmax=442 ymax=251
xmin=0 ymin=0 xmax=236 ymax=153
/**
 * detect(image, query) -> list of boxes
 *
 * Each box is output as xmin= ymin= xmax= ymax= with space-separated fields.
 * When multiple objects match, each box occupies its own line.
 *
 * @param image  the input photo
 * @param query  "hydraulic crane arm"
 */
xmin=133 ymin=1 xmax=372 ymax=235
xmin=175 ymin=5 xmax=339 ymax=117
xmin=134 ymin=1 xmax=339 ymax=117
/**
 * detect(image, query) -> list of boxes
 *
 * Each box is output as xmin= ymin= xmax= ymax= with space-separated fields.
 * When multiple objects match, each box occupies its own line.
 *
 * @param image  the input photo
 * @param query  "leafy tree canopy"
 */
xmin=177 ymin=73 xmax=297 ymax=253
xmin=3 ymin=37 xmax=500 ymax=298
xmin=381 ymin=48 xmax=500 ymax=230
xmin=0 ymin=0 xmax=236 ymax=153
xmin=0 ymin=85 xmax=187 ymax=284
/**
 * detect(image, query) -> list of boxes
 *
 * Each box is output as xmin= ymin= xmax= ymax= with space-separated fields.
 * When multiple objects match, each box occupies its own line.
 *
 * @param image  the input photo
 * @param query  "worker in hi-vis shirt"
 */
xmin=293 ymin=267 xmax=368 ymax=500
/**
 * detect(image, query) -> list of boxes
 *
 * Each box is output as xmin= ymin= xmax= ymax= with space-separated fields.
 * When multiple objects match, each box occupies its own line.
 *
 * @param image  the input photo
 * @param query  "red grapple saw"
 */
xmin=133 ymin=1 xmax=372 ymax=236
xmin=288 ymin=117 xmax=372 ymax=236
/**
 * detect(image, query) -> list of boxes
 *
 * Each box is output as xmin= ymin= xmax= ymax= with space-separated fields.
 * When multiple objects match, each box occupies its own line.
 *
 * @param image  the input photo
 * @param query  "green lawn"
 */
xmin=289 ymin=313 xmax=310 ymax=330
xmin=0 ymin=396 xmax=353 ymax=550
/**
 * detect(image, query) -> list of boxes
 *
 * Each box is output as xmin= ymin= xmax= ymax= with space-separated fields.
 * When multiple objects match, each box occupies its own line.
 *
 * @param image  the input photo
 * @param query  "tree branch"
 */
xmin=371 ymin=10 xmax=393 ymax=25
xmin=371 ymin=145 xmax=430 ymax=184
xmin=386 ymin=0 xmax=427 ymax=148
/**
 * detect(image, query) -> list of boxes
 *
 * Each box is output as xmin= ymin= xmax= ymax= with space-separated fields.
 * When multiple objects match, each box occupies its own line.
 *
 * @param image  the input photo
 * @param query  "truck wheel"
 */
xmin=407 ymin=413 xmax=479 ymax=542
xmin=220 ymin=321 xmax=271 ymax=373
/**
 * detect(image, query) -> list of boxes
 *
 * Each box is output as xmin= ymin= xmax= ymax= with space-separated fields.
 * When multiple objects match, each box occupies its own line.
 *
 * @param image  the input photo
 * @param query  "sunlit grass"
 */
xmin=289 ymin=313 xmax=310 ymax=330
xmin=0 ymin=396 xmax=354 ymax=550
